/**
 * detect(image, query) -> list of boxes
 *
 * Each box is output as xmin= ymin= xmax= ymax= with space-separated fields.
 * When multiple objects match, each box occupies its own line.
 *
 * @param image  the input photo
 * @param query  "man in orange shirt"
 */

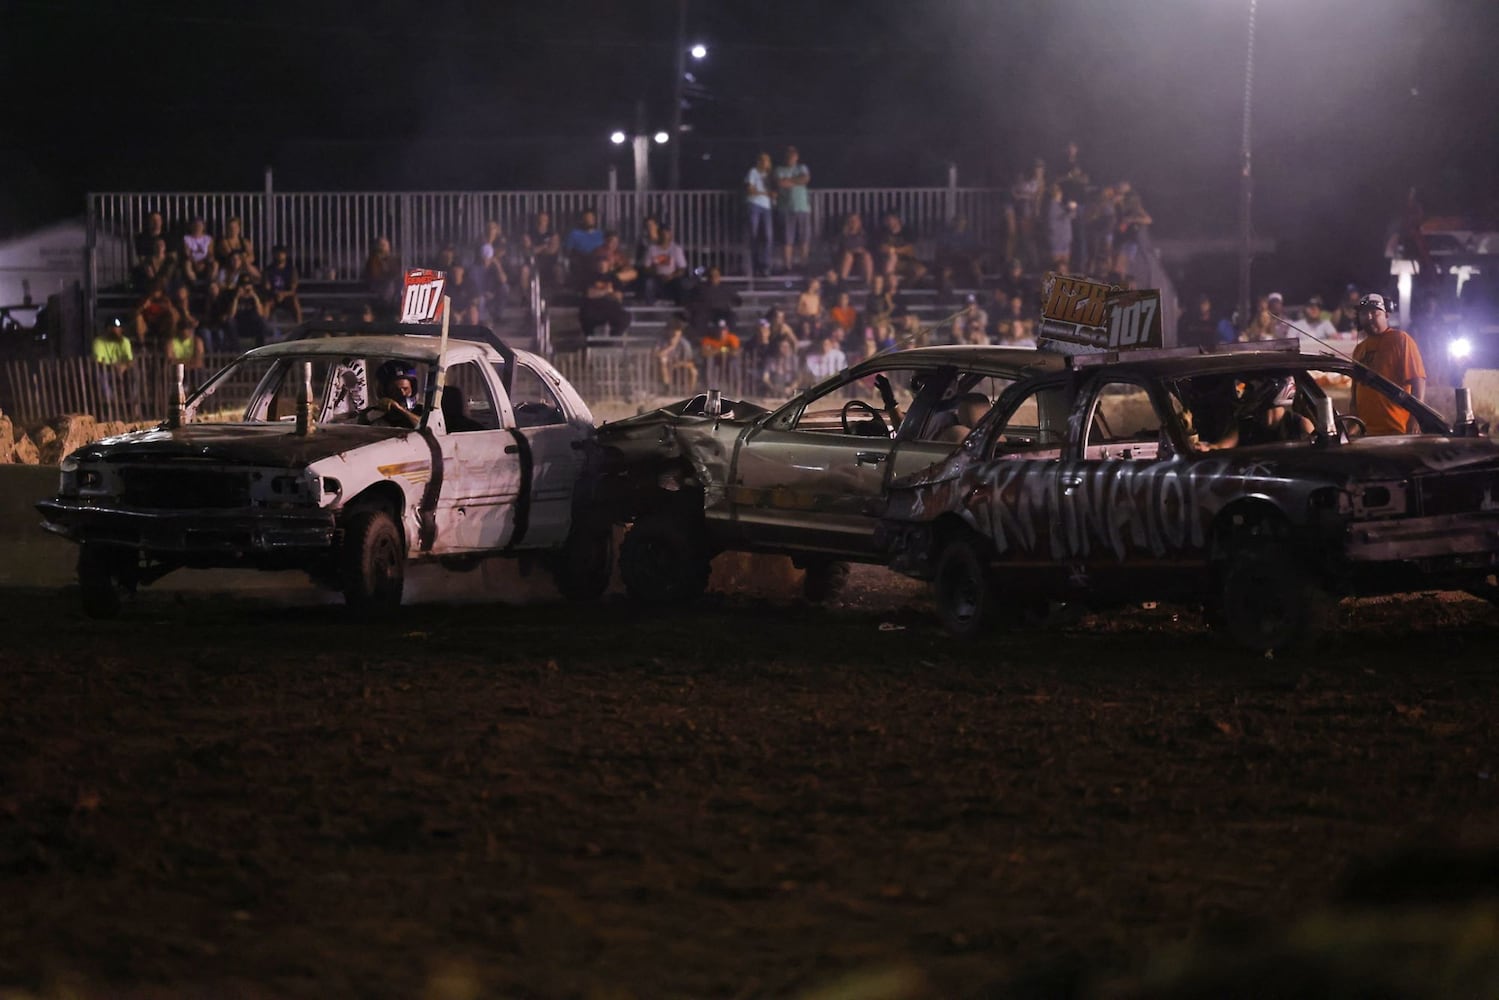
xmin=1351 ymin=293 xmax=1426 ymax=435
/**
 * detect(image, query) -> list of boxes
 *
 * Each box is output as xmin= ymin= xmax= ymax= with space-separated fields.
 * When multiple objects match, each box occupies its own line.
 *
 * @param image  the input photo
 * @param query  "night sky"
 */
xmin=6 ymin=0 xmax=1498 ymax=301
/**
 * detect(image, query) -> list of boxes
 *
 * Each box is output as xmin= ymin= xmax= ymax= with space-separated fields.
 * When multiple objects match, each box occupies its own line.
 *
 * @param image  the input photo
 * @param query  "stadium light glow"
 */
xmin=690 ymin=43 xmax=707 ymax=60
xmin=609 ymin=131 xmax=627 ymax=145
xmin=653 ymin=131 xmax=669 ymax=144
xmin=1449 ymin=336 xmax=1473 ymax=360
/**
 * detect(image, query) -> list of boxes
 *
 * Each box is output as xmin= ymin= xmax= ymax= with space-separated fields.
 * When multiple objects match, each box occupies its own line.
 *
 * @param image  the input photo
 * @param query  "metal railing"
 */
xmin=3 ymin=353 xmax=236 ymax=426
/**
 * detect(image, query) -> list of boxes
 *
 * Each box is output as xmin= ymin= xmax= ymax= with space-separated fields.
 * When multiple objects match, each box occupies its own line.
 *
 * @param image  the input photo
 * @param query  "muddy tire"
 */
xmin=619 ymin=514 xmax=710 ymax=605
xmin=932 ymin=539 xmax=1000 ymax=638
xmin=78 ymin=546 xmax=124 ymax=619
xmin=1219 ymin=544 xmax=1332 ymax=653
xmin=552 ymin=518 xmax=614 ymax=602
xmin=340 ymin=509 xmax=405 ymax=614
xmin=802 ymin=560 xmax=850 ymax=605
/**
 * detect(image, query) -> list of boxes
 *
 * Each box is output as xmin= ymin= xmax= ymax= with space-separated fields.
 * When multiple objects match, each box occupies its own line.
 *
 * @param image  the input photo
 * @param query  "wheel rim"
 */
xmin=371 ymin=534 xmax=401 ymax=599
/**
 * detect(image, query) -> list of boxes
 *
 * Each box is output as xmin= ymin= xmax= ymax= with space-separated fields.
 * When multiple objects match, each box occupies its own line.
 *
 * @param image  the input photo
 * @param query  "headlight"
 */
xmin=58 ymin=456 xmax=79 ymax=496
xmin=1449 ymin=337 xmax=1473 ymax=360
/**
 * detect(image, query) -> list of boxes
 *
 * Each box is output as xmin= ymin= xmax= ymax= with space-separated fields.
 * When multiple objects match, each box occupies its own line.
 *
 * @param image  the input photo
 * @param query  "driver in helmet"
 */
xmin=1194 ymin=375 xmax=1313 ymax=451
xmin=368 ymin=359 xmax=423 ymax=428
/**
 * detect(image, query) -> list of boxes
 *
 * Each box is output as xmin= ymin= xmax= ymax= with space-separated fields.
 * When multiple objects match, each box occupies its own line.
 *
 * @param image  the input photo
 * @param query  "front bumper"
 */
xmin=37 ymin=497 xmax=337 ymax=555
xmin=1345 ymin=511 xmax=1499 ymax=569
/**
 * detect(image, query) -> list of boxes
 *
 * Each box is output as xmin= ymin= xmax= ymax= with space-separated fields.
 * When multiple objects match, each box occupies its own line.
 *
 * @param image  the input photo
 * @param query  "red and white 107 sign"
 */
xmin=400 ymin=269 xmax=448 ymax=324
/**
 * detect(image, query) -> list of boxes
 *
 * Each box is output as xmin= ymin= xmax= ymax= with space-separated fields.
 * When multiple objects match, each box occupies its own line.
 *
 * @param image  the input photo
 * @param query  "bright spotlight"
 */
xmin=609 ymin=131 xmax=627 ymax=145
xmin=653 ymin=131 xmax=669 ymax=144
xmin=690 ymin=43 xmax=707 ymax=60
xmin=1449 ymin=336 xmax=1473 ymax=360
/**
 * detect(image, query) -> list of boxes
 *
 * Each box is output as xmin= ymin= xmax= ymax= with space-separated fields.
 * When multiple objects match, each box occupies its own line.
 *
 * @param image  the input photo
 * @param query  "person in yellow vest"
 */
xmin=92 ymin=319 xmax=135 ymax=370
xmin=165 ymin=318 xmax=206 ymax=370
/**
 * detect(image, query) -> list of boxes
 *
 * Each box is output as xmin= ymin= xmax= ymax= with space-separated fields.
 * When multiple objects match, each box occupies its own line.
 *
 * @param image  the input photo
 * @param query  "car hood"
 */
xmin=1240 ymin=435 xmax=1499 ymax=481
xmin=70 ymin=423 xmax=405 ymax=468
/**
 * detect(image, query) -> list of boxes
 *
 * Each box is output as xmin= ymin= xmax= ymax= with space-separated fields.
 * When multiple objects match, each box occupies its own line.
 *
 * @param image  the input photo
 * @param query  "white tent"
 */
xmin=0 ymin=219 xmax=126 ymax=320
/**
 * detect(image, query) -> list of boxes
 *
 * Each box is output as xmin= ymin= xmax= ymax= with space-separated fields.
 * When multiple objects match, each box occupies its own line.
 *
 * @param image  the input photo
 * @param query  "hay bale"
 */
xmin=13 ymin=434 xmax=40 ymax=465
xmin=1462 ymin=369 xmax=1499 ymax=427
xmin=39 ymin=414 xmax=99 ymax=466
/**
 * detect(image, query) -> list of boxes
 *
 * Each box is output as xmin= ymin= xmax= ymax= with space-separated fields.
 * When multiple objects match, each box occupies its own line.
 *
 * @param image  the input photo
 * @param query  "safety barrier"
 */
xmin=2 ymin=353 xmax=237 ymax=426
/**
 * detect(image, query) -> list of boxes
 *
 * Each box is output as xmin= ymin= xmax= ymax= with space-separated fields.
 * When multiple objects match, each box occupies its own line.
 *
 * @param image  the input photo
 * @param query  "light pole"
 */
xmin=1236 ymin=0 xmax=1258 ymax=331
xmin=668 ymin=0 xmax=707 ymax=190
xmin=612 ymin=130 xmax=670 ymax=194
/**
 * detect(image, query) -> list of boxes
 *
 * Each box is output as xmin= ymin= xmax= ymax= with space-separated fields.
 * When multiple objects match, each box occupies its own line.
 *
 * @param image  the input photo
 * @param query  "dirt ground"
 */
xmin=4 ymin=557 xmax=1499 ymax=999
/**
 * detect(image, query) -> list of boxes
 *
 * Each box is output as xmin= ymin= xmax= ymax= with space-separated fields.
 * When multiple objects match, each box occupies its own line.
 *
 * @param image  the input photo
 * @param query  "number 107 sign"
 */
xmin=1037 ymin=272 xmax=1163 ymax=352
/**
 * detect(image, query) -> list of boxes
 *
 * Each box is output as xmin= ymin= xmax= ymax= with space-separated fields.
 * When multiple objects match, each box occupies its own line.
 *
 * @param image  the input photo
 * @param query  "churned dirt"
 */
xmin=3 ymin=565 xmax=1499 ymax=999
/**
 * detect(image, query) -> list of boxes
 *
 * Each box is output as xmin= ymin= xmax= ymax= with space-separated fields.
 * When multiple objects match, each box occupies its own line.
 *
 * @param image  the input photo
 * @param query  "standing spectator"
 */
xmin=214 ymin=216 xmax=255 ymax=268
xmin=952 ymin=294 xmax=990 ymax=346
xmin=744 ymin=152 xmax=775 ymax=277
xmin=1332 ymin=284 xmax=1362 ymax=334
xmin=835 ymin=213 xmax=875 ymax=285
xmin=1297 ymin=295 xmax=1339 ymax=352
xmin=640 ymin=224 xmax=689 ymax=305
xmin=181 ymin=218 xmax=215 ymax=283
xmin=1083 ymin=186 xmax=1117 ymax=275
xmin=564 ymin=209 xmax=605 ymax=286
xmin=686 ymin=265 xmax=741 ymax=332
xmin=363 ymin=237 xmax=400 ymax=315
xmin=164 ymin=312 xmax=206 ymax=371
xmin=773 ymin=146 xmax=812 ymax=273
xmin=804 ymin=334 xmax=846 ymax=382
xmin=228 ymin=274 xmax=272 ymax=347
xmin=447 ymin=263 xmax=483 ymax=322
xmin=1046 ymin=184 xmax=1076 ymax=273
xmin=1011 ymin=160 xmax=1046 ymax=268
xmin=795 ymin=277 xmax=825 ymax=342
xmin=526 ymin=211 xmax=562 ymax=290
xmin=875 ymin=213 xmax=926 ymax=291
xmin=134 ymin=211 xmax=165 ymax=261
xmin=655 ymin=319 xmax=699 ymax=392
xmin=1111 ymin=181 xmax=1153 ymax=275
xmin=578 ymin=256 xmax=630 ymax=338
xmin=1351 ymin=293 xmax=1426 ymax=435
xmin=262 ymin=245 xmax=302 ymax=324
xmin=935 ymin=216 xmax=984 ymax=296
xmin=131 ymin=279 xmax=179 ymax=349
xmin=1058 ymin=142 xmax=1091 ymax=271
xmin=93 ymin=318 xmax=135 ymax=408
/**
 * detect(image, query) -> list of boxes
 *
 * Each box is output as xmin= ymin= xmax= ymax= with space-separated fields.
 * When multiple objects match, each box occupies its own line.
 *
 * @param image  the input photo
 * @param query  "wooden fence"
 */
xmin=2 ymin=354 xmax=235 ymax=427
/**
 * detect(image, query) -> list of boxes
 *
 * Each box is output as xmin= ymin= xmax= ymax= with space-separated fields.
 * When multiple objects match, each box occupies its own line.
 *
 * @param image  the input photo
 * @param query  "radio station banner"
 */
xmin=1036 ymin=272 xmax=1162 ymax=353
xmin=400 ymin=269 xmax=448 ymax=324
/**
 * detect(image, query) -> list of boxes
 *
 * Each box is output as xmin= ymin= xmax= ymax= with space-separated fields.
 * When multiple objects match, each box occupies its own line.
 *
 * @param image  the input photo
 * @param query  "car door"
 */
xmin=431 ymin=360 xmax=522 ymax=553
xmin=503 ymin=361 xmax=586 ymax=548
xmin=730 ymin=363 xmax=943 ymax=555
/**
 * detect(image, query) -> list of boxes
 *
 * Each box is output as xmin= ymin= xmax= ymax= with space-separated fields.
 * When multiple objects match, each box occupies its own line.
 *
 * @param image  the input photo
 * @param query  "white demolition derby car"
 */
xmin=37 ymin=323 xmax=612 ymax=616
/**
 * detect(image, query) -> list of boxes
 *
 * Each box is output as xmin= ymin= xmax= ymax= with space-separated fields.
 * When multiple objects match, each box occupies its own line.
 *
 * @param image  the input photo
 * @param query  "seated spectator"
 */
xmin=526 ymin=210 xmax=562 ymax=290
xmin=952 ymin=294 xmax=991 ymax=346
xmin=132 ymin=238 xmax=170 ymax=293
xmin=836 ymin=213 xmax=875 ymax=284
xmin=563 ymin=209 xmax=605 ymax=286
xmin=765 ymin=306 xmax=799 ymax=348
xmin=1332 ymin=284 xmax=1362 ymax=333
xmin=686 ymin=265 xmax=741 ymax=332
xmin=863 ymin=275 xmax=896 ymax=328
xmin=635 ymin=216 xmax=663 ymax=270
xmin=875 ymin=212 xmax=926 ymax=290
xmin=795 ymin=277 xmax=824 ymax=341
xmin=93 ymin=318 xmax=135 ymax=371
xmin=1298 ymin=295 xmax=1340 ymax=352
xmin=892 ymin=309 xmax=928 ymax=348
xmin=935 ymin=216 xmax=985 ymax=295
xmin=996 ymin=259 xmax=1034 ymax=306
xmin=447 ymin=263 xmax=483 ymax=321
xmin=641 ymin=225 xmax=689 ymax=305
xmin=993 ymin=295 xmax=1036 ymax=347
xmin=131 ymin=279 xmax=179 ymax=348
xmin=134 ymin=211 xmax=165 ymax=261
xmin=759 ymin=337 xmax=799 ymax=396
xmin=578 ymin=255 xmax=631 ymax=338
xmin=843 ymin=323 xmax=881 ymax=365
xmin=475 ymin=224 xmax=511 ymax=321
xmin=227 ymin=273 xmax=272 ymax=348
xmin=804 ymin=334 xmax=847 ymax=383
xmin=743 ymin=318 xmax=778 ymax=372
xmin=164 ymin=314 xmax=206 ymax=370
xmin=1238 ymin=295 xmax=1277 ymax=342
xmin=828 ymin=290 xmax=858 ymax=335
xmin=655 ymin=319 xmax=699 ymax=392
xmin=261 ymin=245 xmax=302 ymax=324
xmin=210 ymin=250 xmax=252 ymax=321
xmin=593 ymin=232 xmax=638 ymax=287
xmin=363 ymin=237 xmax=401 ymax=315
xmin=699 ymin=318 xmax=742 ymax=358
xmin=181 ymin=218 xmax=215 ymax=283
xmin=214 ymin=216 xmax=255 ymax=268
xmin=1179 ymin=293 xmax=1226 ymax=350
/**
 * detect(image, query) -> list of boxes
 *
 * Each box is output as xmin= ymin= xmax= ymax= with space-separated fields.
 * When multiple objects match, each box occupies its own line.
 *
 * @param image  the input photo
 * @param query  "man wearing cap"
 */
xmin=952 ymin=294 xmax=990 ymax=346
xmin=1266 ymin=292 xmax=1291 ymax=339
xmin=1351 ymin=293 xmax=1426 ymax=435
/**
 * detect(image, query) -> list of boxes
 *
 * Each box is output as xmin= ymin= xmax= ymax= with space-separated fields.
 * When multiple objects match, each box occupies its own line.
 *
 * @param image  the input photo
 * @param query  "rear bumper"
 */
xmin=1345 ymin=512 xmax=1499 ymax=569
xmin=37 ymin=498 xmax=336 ymax=555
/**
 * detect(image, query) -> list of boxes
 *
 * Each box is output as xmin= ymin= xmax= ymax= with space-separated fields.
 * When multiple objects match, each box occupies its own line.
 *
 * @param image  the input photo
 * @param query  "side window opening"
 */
xmin=915 ymin=374 xmax=1014 ymax=444
xmin=506 ymin=364 xmax=567 ymax=428
xmin=443 ymin=362 xmax=500 ymax=432
xmin=985 ymin=382 xmax=1071 ymax=457
xmin=1084 ymin=380 xmax=1164 ymax=460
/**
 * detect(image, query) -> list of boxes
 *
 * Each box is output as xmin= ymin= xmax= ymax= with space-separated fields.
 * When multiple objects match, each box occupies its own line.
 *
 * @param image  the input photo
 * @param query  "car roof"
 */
xmin=1090 ymin=350 xmax=1356 ymax=379
xmin=851 ymin=345 xmax=1070 ymax=375
xmin=243 ymin=334 xmax=499 ymax=365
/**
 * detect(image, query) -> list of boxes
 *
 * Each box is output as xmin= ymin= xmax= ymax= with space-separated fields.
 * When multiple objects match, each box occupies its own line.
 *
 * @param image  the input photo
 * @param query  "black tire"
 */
xmin=932 ymin=538 xmax=1000 ymax=638
xmin=78 ymin=546 xmax=123 ymax=619
xmin=619 ymin=513 xmax=711 ymax=605
xmin=552 ymin=518 xmax=614 ymax=601
xmin=340 ymin=509 xmax=405 ymax=613
xmin=802 ymin=560 xmax=850 ymax=605
xmin=1219 ymin=544 xmax=1332 ymax=653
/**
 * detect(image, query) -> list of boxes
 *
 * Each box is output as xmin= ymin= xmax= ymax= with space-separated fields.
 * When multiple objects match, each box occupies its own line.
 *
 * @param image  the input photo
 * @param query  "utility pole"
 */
xmin=669 ymin=0 xmax=687 ymax=189
xmin=1236 ymin=0 xmax=1257 ymax=331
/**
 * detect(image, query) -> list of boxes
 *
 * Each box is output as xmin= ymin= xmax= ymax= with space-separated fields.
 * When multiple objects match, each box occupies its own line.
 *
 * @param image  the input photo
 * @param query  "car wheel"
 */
xmin=341 ymin=509 xmax=405 ymax=613
xmin=619 ymin=514 xmax=710 ymax=605
xmin=932 ymin=538 xmax=999 ymax=638
xmin=78 ymin=546 xmax=124 ymax=619
xmin=552 ymin=517 xmax=614 ymax=601
xmin=802 ymin=560 xmax=850 ymax=605
xmin=1219 ymin=544 xmax=1332 ymax=653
